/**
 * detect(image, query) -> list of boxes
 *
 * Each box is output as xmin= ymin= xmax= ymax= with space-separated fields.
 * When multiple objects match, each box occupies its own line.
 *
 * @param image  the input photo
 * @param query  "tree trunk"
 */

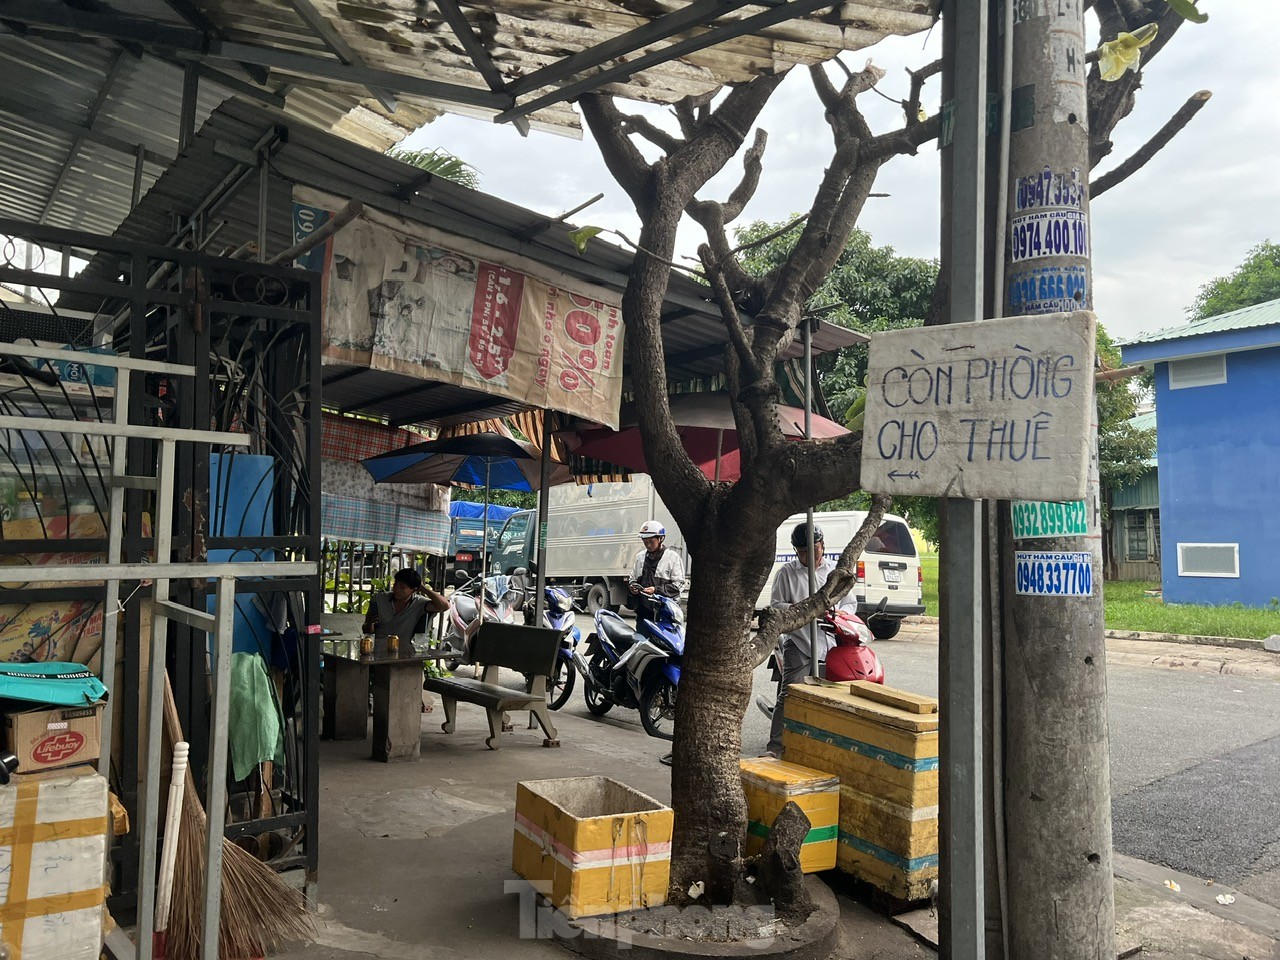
xmin=667 ymin=515 xmax=778 ymax=901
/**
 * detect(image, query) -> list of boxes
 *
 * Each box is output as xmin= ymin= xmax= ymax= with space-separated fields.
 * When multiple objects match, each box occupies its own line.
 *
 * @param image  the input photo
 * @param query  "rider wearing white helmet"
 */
xmin=628 ymin=519 xmax=686 ymax=626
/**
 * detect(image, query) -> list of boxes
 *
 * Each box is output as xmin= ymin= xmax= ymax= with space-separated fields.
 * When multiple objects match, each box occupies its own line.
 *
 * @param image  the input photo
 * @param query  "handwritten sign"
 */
xmin=859 ymin=311 xmax=1096 ymax=500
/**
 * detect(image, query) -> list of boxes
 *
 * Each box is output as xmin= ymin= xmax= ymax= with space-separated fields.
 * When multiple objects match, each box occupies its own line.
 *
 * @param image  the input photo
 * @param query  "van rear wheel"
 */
xmin=869 ymin=618 xmax=902 ymax=640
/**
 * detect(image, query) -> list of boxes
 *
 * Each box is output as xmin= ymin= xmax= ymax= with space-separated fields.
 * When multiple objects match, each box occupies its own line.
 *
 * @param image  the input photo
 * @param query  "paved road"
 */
xmin=558 ymin=632 xmax=1280 ymax=907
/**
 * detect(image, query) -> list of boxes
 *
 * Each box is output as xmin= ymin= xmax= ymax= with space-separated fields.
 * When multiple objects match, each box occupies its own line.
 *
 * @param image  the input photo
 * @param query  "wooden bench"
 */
xmin=424 ymin=622 xmax=561 ymax=749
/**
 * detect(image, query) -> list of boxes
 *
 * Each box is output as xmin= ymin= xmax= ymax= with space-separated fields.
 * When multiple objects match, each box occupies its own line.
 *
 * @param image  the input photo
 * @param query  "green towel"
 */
xmin=228 ymin=652 xmax=286 ymax=783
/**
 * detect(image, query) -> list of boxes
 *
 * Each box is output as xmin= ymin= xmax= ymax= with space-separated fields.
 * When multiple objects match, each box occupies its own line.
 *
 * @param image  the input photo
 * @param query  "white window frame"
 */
xmin=1168 ymin=354 xmax=1226 ymax=390
xmin=1176 ymin=542 xmax=1240 ymax=578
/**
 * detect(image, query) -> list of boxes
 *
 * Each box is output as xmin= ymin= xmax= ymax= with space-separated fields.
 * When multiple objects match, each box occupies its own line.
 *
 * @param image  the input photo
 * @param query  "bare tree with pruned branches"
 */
xmin=579 ymin=0 xmax=1206 ymax=909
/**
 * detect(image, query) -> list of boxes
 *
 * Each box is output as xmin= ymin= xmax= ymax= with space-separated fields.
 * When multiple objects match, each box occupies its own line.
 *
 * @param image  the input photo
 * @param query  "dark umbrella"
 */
xmin=361 ymin=432 xmax=569 ymax=614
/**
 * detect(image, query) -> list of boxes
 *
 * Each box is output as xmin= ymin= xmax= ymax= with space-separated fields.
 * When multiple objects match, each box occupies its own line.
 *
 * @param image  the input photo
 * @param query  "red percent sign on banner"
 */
xmin=559 ymin=294 xmax=620 ymax=393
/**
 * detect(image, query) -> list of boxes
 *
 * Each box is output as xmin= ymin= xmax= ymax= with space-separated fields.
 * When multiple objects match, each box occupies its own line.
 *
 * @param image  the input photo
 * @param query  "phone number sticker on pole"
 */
xmin=1014 ymin=551 xmax=1093 ymax=597
xmin=1011 ymin=499 xmax=1088 ymax=539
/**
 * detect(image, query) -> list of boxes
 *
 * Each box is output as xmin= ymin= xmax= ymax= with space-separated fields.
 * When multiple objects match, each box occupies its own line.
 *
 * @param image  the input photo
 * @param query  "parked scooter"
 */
xmin=576 ymin=593 xmax=684 ymax=740
xmin=441 ymin=570 xmax=525 ymax=669
xmin=755 ymin=599 xmax=887 ymax=719
xmin=524 ymin=584 xmax=582 ymax=710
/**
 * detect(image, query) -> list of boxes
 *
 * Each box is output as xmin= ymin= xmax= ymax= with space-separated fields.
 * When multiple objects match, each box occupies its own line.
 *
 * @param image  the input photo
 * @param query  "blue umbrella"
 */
xmin=361 ymin=433 xmax=540 ymax=489
xmin=361 ymin=432 xmax=558 ymax=610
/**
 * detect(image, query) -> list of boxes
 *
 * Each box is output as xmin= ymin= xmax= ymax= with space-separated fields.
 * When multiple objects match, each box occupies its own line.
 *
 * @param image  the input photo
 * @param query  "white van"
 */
xmin=755 ymin=510 xmax=925 ymax=639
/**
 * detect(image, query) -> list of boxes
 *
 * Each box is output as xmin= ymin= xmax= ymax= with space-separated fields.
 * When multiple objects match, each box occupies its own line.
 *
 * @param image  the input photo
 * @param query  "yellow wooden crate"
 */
xmin=739 ymin=758 xmax=838 ymax=873
xmin=781 ymin=683 xmax=940 ymax=901
xmin=836 ymin=841 xmax=938 ymax=902
xmin=513 ymin=777 xmax=673 ymax=919
xmin=838 ymin=785 xmax=939 ymax=859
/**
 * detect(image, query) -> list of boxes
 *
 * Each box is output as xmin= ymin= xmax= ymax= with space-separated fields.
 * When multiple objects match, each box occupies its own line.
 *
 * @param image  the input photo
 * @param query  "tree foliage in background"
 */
xmin=1096 ymin=325 xmax=1155 ymax=490
xmin=736 ymin=221 xmax=937 ymax=414
xmin=1189 ymin=240 xmax=1280 ymax=320
xmin=735 ymin=221 xmax=941 ymax=540
xmin=387 ymin=146 xmax=481 ymax=191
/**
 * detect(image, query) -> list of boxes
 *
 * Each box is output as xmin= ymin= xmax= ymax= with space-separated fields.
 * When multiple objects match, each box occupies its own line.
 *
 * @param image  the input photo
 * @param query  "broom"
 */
xmin=161 ymin=673 xmax=314 ymax=959
xmin=153 ymin=740 xmax=189 ymax=960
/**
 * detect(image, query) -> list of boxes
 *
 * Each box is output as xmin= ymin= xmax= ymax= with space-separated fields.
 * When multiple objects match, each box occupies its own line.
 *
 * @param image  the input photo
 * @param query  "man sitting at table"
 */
xmin=362 ymin=568 xmax=449 ymax=639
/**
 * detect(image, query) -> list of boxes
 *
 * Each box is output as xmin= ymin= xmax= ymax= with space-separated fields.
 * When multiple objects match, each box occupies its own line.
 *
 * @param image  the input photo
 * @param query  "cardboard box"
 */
xmin=0 ymin=764 xmax=109 ymax=960
xmin=513 ymin=777 xmax=673 ymax=918
xmin=783 ymin=683 xmax=939 ymax=901
xmin=740 ymin=757 xmax=839 ymax=873
xmin=3 ymin=702 xmax=105 ymax=774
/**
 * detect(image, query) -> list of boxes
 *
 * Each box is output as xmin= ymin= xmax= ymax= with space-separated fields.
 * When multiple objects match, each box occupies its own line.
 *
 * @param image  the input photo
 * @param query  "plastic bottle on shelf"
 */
xmin=14 ymin=491 xmax=37 ymax=521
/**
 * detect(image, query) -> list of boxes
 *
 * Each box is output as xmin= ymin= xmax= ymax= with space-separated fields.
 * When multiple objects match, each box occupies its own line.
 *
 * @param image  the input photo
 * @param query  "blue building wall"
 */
xmin=1153 ymin=345 xmax=1280 ymax=606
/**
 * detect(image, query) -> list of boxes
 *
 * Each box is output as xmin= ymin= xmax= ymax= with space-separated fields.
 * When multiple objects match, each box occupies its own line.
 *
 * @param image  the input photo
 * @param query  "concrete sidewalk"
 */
xmin=277 ymin=683 xmax=1279 ymax=960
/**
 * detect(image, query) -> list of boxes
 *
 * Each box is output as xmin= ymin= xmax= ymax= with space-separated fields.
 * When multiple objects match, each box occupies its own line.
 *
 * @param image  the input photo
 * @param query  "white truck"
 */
xmin=490 ymin=475 xmax=688 ymax=615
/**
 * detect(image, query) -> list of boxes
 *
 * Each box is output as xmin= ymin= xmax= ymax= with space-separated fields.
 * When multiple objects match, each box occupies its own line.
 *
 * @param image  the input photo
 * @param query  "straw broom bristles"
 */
xmin=162 ymin=675 xmax=314 ymax=960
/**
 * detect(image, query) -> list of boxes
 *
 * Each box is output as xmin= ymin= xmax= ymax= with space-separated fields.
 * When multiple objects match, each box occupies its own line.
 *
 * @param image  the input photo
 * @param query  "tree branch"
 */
xmin=905 ymin=59 xmax=942 ymax=126
xmin=702 ymin=251 xmax=757 ymax=376
xmin=620 ymin=112 xmax=683 ymax=154
xmin=579 ymin=94 xmax=652 ymax=210
xmin=731 ymin=214 xmax=810 ymax=256
xmin=752 ymin=494 xmax=892 ymax=663
xmin=722 ymin=128 xmax=768 ymax=223
xmin=674 ymin=91 xmax=715 ymax=140
xmin=1087 ymin=3 xmax=1186 ymax=168
xmin=1091 ymin=90 xmax=1211 ymax=198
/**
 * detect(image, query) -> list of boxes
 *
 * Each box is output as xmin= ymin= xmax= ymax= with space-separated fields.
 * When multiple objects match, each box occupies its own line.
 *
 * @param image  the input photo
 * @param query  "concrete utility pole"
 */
xmin=1000 ymin=1 xmax=1115 ymax=956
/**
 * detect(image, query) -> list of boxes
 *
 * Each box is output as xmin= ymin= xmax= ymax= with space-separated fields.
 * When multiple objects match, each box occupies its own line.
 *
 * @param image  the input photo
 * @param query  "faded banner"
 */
xmin=293 ymin=186 xmax=625 ymax=428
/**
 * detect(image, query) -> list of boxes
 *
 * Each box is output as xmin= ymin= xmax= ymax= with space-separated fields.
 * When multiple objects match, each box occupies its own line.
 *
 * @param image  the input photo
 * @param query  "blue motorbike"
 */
xmin=577 ymin=593 xmax=684 ymax=740
xmin=524 ymin=584 xmax=581 ymax=711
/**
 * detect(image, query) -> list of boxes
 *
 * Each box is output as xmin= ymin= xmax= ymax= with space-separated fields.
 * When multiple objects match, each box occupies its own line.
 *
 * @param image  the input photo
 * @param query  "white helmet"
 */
xmin=638 ymin=520 xmax=666 ymax=539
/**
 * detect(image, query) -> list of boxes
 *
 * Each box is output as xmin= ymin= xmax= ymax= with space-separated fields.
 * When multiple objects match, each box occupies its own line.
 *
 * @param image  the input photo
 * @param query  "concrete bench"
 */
xmin=424 ymin=622 xmax=561 ymax=749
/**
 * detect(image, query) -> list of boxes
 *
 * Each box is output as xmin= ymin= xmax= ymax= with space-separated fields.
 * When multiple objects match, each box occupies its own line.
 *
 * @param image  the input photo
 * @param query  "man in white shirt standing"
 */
xmin=765 ymin=522 xmax=858 ymax=757
xmin=628 ymin=520 xmax=686 ymax=629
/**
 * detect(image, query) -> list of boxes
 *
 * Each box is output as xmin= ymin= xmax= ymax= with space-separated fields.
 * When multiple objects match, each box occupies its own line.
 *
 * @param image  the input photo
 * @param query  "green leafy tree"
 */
xmin=736 ymin=221 xmax=941 ymax=539
xmin=387 ymin=146 xmax=481 ymax=190
xmin=1189 ymin=240 xmax=1280 ymax=320
xmin=736 ymin=222 xmax=936 ymax=414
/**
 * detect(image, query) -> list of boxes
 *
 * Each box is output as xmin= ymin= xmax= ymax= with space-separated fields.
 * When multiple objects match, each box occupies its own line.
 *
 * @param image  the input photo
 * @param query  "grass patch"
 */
xmin=917 ymin=562 xmax=1278 ymax=640
xmin=1103 ymin=580 xmax=1280 ymax=640
xmin=920 ymin=553 xmax=938 ymax=616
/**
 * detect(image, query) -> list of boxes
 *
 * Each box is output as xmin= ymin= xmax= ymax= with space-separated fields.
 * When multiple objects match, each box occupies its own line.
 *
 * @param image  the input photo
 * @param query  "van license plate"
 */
xmin=882 ymin=569 xmax=902 ymax=583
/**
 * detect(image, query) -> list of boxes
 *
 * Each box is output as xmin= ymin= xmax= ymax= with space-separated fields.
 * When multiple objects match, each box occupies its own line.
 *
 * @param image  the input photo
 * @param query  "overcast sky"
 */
xmin=403 ymin=2 xmax=1276 ymax=343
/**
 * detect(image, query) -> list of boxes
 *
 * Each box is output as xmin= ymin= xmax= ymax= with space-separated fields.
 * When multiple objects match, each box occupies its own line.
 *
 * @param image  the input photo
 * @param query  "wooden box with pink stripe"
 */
xmin=513 ymin=777 xmax=673 ymax=918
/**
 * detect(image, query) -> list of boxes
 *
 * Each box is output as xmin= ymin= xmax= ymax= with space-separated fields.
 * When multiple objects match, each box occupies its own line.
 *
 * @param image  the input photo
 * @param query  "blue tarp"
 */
xmin=448 ymin=501 xmax=520 ymax=524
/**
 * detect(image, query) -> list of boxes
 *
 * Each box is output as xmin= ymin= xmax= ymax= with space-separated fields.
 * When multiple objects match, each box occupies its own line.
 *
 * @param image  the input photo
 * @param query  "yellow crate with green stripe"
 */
xmin=513 ymin=777 xmax=673 ymax=918
xmin=781 ymin=683 xmax=939 ymax=901
xmin=739 ymin=757 xmax=839 ymax=873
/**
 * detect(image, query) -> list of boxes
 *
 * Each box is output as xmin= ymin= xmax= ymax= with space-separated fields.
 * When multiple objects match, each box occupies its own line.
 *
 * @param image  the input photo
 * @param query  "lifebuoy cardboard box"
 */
xmin=3 ymin=702 xmax=104 ymax=773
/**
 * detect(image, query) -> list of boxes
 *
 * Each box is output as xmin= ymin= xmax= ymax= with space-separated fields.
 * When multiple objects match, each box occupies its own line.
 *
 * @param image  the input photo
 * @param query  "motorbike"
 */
xmin=524 ymin=584 xmax=582 ymax=710
xmin=441 ymin=570 xmax=525 ymax=670
xmin=755 ymin=599 xmax=887 ymax=719
xmin=577 ymin=593 xmax=684 ymax=740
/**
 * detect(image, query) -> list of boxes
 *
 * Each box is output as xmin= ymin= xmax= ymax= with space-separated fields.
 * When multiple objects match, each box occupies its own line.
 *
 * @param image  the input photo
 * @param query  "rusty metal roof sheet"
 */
xmin=60 ymin=98 xmax=863 ymax=426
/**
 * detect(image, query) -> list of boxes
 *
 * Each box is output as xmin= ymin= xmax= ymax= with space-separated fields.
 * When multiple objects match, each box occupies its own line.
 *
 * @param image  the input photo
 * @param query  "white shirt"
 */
xmin=770 ymin=557 xmax=858 ymax=659
xmin=629 ymin=546 xmax=687 ymax=598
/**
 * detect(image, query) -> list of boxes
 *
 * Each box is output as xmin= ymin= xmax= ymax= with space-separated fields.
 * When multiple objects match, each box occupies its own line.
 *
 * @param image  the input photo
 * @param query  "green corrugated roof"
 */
xmin=1124 ymin=297 xmax=1280 ymax=345
xmin=1129 ymin=410 xmax=1156 ymax=433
